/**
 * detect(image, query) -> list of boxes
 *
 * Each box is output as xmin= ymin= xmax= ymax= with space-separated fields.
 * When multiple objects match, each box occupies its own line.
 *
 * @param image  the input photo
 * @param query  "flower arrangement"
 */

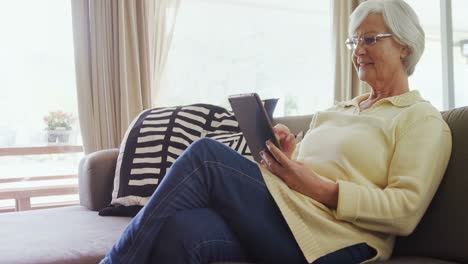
xmin=43 ymin=111 xmax=75 ymax=131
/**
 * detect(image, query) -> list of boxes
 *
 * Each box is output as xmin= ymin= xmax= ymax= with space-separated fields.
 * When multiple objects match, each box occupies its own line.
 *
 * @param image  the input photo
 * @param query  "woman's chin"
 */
xmin=358 ymin=70 xmax=373 ymax=83
xmin=358 ymin=72 xmax=368 ymax=82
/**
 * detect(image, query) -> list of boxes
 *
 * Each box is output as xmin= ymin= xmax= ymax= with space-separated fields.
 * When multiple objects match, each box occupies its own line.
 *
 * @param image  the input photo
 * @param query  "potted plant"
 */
xmin=43 ymin=111 xmax=75 ymax=144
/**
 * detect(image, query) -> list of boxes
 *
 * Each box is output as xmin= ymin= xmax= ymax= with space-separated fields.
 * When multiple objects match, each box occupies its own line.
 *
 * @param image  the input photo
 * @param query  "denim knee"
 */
xmin=150 ymin=208 xmax=247 ymax=263
xmin=150 ymin=213 xmax=193 ymax=261
xmin=184 ymin=137 xmax=227 ymax=162
xmin=189 ymin=137 xmax=220 ymax=152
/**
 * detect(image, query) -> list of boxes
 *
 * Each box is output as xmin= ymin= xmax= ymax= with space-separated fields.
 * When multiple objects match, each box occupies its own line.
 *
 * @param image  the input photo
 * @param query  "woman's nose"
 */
xmin=353 ymin=44 xmax=366 ymax=56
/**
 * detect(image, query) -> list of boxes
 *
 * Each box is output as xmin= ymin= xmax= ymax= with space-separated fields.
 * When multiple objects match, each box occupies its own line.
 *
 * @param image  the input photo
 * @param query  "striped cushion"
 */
xmin=99 ymin=104 xmax=252 ymax=217
xmin=204 ymin=131 xmax=252 ymax=160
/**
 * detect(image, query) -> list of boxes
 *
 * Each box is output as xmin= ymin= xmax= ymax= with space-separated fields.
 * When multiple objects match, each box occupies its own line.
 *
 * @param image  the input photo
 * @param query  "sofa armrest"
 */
xmin=78 ymin=148 xmax=119 ymax=211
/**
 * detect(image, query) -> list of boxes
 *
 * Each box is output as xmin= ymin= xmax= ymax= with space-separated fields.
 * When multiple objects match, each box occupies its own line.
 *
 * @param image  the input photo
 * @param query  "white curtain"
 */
xmin=71 ymin=0 xmax=180 ymax=153
xmin=147 ymin=0 xmax=181 ymax=106
xmin=332 ymin=0 xmax=369 ymax=102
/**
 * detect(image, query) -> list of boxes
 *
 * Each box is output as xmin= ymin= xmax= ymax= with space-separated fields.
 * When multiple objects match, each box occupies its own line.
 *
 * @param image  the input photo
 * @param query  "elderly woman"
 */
xmin=101 ymin=0 xmax=452 ymax=263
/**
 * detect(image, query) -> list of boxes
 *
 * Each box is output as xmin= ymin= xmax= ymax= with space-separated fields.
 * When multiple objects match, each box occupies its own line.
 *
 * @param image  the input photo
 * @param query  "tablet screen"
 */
xmin=228 ymin=93 xmax=281 ymax=163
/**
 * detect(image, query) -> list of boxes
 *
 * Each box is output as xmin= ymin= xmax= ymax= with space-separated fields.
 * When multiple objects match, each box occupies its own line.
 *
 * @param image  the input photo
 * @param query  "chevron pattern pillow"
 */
xmin=99 ymin=104 xmax=253 ymax=217
xmin=204 ymin=131 xmax=253 ymax=160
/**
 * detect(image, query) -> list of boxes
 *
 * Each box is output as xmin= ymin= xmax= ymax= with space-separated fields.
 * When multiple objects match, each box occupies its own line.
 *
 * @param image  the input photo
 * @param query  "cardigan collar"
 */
xmin=339 ymin=90 xmax=425 ymax=109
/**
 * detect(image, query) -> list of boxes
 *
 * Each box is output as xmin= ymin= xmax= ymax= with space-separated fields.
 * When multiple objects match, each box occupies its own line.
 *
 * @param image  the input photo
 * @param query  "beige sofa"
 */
xmin=0 ymin=107 xmax=467 ymax=264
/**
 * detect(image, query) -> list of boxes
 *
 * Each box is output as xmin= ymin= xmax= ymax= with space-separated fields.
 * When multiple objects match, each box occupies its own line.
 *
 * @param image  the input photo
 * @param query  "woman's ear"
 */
xmin=400 ymin=46 xmax=409 ymax=59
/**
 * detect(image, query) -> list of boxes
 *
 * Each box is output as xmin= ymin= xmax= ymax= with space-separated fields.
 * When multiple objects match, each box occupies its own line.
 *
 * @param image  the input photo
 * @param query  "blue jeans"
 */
xmin=101 ymin=138 xmax=376 ymax=264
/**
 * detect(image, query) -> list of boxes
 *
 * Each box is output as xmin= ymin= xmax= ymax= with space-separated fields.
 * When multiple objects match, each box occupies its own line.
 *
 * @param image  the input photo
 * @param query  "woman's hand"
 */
xmin=272 ymin=124 xmax=296 ymax=160
xmin=260 ymin=140 xmax=339 ymax=209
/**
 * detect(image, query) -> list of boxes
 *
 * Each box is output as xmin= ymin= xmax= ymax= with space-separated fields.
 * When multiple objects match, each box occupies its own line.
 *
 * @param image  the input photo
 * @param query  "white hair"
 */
xmin=349 ymin=0 xmax=425 ymax=76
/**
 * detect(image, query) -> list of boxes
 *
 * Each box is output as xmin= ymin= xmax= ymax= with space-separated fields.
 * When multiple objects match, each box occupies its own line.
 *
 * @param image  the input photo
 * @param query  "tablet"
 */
xmin=228 ymin=93 xmax=281 ymax=163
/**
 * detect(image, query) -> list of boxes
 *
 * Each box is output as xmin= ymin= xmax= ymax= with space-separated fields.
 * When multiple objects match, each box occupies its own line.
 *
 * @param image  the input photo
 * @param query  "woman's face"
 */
xmin=352 ymin=13 xmax=408 ymax=87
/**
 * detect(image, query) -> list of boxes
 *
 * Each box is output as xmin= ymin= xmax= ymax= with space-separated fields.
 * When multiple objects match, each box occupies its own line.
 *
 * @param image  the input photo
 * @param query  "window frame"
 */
xmin=440 ymin=0 xmax=455 ymax=109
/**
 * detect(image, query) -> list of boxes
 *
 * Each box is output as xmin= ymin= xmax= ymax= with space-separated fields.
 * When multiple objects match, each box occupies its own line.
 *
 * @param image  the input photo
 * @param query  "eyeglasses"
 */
xmin=345 ymin=33 xmax=393 ymax=50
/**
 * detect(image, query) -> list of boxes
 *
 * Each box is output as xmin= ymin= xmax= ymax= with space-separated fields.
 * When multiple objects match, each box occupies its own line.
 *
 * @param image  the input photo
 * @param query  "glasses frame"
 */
xmin=345 ymin=33 xmax=393 ymax=50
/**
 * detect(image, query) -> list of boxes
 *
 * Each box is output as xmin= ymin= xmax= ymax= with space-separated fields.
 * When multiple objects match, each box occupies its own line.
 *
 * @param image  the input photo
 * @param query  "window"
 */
xmin=405 ymin=0 xmax=468 ymax=110
xmin=405 ymin=0 xmax=444 ymax=110
xmin=0 ymin=0 xmax=82 ymax=211
xmin=452 ymin=0 xmax=468 ymax=107
xmin=159 ymin=0 xmax=333 ymax=116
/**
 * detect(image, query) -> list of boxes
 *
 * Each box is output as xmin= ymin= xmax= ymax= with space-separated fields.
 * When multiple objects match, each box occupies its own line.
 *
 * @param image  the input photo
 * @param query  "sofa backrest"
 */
xmin=272 ymin=115 xmax=313 ymax=136
xmin=393 ymin=106 xmax=468 ymax=263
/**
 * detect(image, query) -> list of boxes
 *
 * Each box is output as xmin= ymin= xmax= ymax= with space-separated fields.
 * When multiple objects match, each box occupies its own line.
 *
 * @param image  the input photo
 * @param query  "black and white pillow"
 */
xmin=204 ymin=131 xmax=253 ymax=160
xmin=99 ymin=104 xmax=252 ymax=217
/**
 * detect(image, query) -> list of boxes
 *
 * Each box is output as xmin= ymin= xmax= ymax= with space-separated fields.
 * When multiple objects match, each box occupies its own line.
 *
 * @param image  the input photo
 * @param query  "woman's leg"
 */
xmin=148 ymin=208 xmax=249 ymax=263
xmin=313 ymin=243 xmax=377 ymax=264
xmin=101 ymin=138 xmax=307 ymax=264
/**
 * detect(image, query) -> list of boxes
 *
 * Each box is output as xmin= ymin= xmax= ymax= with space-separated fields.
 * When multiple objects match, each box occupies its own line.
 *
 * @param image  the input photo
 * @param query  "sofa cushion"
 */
xmin=205 ymin=130 xmax=252 ymax=160
xmin=0 ymin=206 xmax=131 ymax=264
xmin=101 ymin=104 xmax=246 ymax=217
xmin=393 ymin=106 xmax=468 ymax=263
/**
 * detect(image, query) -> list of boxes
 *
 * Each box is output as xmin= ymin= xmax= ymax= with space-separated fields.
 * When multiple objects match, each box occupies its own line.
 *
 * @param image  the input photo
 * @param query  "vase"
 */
xmin=263 ymin=98 xmax=279 ymax=119
xmin=47 ymin=130 xmax=71 ymax=144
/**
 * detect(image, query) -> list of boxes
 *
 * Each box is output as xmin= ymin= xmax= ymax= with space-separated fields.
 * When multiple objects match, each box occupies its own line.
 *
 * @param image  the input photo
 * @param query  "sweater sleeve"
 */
xmin=334 ymin=116 xmax=452 ymax=236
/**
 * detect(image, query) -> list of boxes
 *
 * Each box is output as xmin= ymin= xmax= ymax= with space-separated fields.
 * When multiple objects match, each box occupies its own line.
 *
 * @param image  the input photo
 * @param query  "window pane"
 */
xmin=0 ymin=1 xmax=82 ymax=189
xmin=0 ymin=0 xmax=80 ymax=149
xmin=160 ymin=0 xmax=333 ymax=116
xmin=405 ymin=0 xmax=444 ymax=110
xmin=452 ymin=0 xmax=468 ymax=107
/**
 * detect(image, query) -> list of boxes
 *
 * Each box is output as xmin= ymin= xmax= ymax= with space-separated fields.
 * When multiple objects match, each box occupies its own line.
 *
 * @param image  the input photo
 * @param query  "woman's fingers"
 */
xmin=260 ymin=147 xmax=296 ymax=188
xmin=273 ymin=124 xmax=291 ymax=133
xmin=283 ymin=134 xmax=296 ymax=148
xmin=260 ymin=149 xmax=286 ymax=177
xmin=273 ymin=124 xmax=291 ymax=140
xmin=266 ymin=140 xmax=291 ymax=168
xmin=273 ymin=124 xmax=296 ymax=157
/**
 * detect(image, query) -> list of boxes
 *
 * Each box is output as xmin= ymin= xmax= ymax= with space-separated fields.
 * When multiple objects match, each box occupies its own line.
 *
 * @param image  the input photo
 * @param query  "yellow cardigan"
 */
xmin=260 ymin=90 xmax=452 ymax=263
